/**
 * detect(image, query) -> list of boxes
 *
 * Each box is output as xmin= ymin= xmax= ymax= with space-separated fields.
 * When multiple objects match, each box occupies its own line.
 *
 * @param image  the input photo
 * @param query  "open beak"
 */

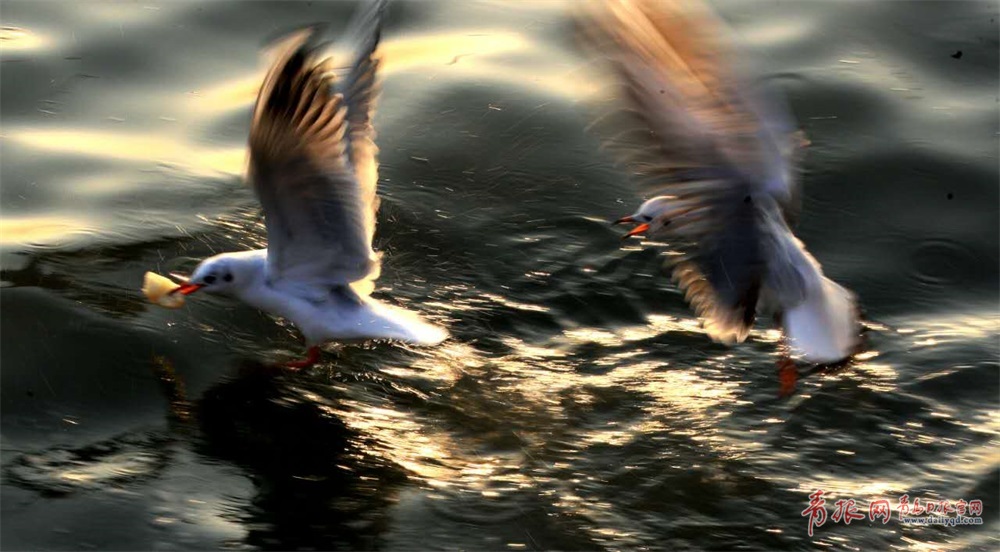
xmin=171 ymin=282 xmax=203 ymax=295
xmin=167 ymin=273 xmax=201 ymax=295
xmin=615 ymin=215 xmax=650 ymax=238
xmin=623 ymin=223 xmax=650 ymax=238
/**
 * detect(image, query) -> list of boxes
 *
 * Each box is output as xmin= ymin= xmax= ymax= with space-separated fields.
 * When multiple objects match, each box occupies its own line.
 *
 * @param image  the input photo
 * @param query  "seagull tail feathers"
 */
xmin=782 ymin=276 xmax=860 ymax=364
xmin=349 ymin=297 xmax=449 ymax=346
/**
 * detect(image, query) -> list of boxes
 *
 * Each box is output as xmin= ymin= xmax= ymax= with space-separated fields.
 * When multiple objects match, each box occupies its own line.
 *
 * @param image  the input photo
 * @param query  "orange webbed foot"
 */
xmin=778 ymin=357 xmax=799 ymax=397
xmin=282 ymin=346 xmax=321 ymax=370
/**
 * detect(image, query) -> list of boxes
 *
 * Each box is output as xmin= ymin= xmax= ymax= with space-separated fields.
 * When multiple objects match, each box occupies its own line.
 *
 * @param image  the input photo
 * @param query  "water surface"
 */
xmin=1 ymin=1 xmax=998 ymax=550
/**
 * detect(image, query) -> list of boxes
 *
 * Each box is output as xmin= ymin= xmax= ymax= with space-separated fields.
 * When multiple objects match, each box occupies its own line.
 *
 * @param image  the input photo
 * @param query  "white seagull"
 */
xmin=171 ymin=0 xmax=447 ymax=367
xmin=581 ymin=0 xmax=860 ymax=380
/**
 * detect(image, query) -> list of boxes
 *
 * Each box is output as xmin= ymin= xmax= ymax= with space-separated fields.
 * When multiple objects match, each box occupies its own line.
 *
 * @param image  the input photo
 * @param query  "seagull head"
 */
xmin=614 ymin=196 xmax=674 ymax=239
xmin=171 ymin=253 xmax=248 ymax=297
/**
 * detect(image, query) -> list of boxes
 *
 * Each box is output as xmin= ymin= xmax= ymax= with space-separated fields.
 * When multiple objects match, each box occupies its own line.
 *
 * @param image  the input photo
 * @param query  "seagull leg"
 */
xmin=283 ymin=346 xmax=321 ymax=370
xmin=776 ymin=336 xmax=798 ymax=397
xmin=777 ymin=356 xmax=798 ymax=397
xmin=773 ymin=312 xmax=798 ymax=397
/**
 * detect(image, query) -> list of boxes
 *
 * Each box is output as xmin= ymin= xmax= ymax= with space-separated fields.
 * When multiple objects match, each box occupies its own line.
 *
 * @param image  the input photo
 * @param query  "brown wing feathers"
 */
xmin=251 ymin=31 xmax=349 ymax=173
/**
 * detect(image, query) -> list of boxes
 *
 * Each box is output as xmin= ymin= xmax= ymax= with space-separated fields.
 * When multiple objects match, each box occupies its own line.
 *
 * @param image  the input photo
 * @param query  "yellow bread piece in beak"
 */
xmin=142 ymin=271 xmax=185 ymax=309
xmin=350 ymin=278 xmax=375 ymax=297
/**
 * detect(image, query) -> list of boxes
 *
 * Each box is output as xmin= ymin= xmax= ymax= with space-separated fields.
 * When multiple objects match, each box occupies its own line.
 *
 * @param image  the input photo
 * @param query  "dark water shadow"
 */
xmin=193 ymin=360 xmax=409 ymax=551
xmin=2 ymin=349 xmax=413 ymax=551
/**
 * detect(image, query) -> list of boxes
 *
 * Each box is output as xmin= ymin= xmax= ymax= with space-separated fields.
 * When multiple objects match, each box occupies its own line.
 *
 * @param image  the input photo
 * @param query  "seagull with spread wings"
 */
xmin=170 ymin=0 xmax=446 ymax=367
xmin=580 ymin=0 xmax=860 ymax=389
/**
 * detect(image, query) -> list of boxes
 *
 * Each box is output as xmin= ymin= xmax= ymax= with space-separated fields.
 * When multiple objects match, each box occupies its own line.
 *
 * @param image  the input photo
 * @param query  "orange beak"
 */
xmin=623 ymin=223 xmax=650 ymax=238
xmin=614 ymin=215 xmax=650 ymax=239
xmin=171 ymin=283 xmax=203 ymax=295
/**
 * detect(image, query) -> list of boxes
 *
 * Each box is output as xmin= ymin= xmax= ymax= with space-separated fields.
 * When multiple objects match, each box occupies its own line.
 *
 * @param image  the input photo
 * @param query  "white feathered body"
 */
xmin=207 ymin=249 xmax=446 ymax=347
xmin=180 ymin=1 xmax=447 ymax=350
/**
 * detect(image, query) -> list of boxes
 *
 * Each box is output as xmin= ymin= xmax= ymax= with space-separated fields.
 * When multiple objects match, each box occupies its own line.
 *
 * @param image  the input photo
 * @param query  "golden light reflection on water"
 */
xmin=321 ymin=395 xmax=530 ymax=495
xmin=0 ymin=216 xmax=94 ymax=247
xmin=0 ymin=26 xmax=52 ymax=53
xmin=5 ymin=129 xmax=246 ymax=177
xmin=0 ymin=27 xmax=590 ymax=249
xmin=494 ymin=319 xmax=754 ymax=464
xmin=53 ymin=450 xmax=160 ymax=487
xmin=738 ymin=18 xmax=815 ymax=46
xmin=1 ymin=125 xmax=243 ymax=248
xmin=414 ymin=57 xmax=603 ymax=100
xmin=72 ymin=3 xmax=184 ymax=25
xmin=382 ymin=30 xmax=529 ymax=74
xmin=1 ymin=25 xmax=599 ymax=250
xmin=191 ymin=75 xmax=260 ymax=115
xmin=905 ymin=315 xmax=999 ymax=346
xmin=853 ymin=362 xmax=899 ymax=393
xmin=790 ymin=478 xmax=907 ymax=501
xmin=195 ymin=30 xmax=534 ymax=115
xmin=397 ymin=342 xmax=481 ymax=382
xmin=282 ymin=343 xmax=501 ymax=491
xmin=564 ymin=314 xmax=785 ymax=347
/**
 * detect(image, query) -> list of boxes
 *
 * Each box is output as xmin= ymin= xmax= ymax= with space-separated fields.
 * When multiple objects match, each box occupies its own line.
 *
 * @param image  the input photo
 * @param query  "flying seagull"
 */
xmin=170 ymin=0 xmax=447 ymax=367
xmin=579 ymin=0 xmax=860 ymax=389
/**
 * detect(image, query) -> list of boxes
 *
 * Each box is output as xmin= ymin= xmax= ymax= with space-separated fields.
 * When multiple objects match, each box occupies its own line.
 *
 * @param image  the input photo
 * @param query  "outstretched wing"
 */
xmin=580 ymin=0 xmax=807 ymax=342
xmin=248 ymin=1 xmax=385 ymax=295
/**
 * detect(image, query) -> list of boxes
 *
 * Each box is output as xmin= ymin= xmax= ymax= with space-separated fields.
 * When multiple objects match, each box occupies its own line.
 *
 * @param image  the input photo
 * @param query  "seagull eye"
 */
xmin=223 ymin=273 xmax=233 ymax=282
xmin=204 ymin=275 xmax=217 ymax=284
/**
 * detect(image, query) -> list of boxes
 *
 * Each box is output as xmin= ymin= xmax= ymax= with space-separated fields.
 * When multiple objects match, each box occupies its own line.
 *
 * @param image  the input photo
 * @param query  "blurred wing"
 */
xmin=581 ymin=0 xmax=804 ymax=199
xmin=666 ymin=196 xmax=764 ymax=344
xmin=580 ymin=0 xmax=807 ymax=342
xmin=341 ymin=0 xmax=385 ymax=254
xmin=249 ymin=5 xmax=385 ymax=294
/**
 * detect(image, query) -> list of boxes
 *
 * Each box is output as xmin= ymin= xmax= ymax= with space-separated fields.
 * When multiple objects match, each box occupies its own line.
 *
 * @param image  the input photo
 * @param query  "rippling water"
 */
xmin=2 ymin=1 xmax=998 ymax=550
